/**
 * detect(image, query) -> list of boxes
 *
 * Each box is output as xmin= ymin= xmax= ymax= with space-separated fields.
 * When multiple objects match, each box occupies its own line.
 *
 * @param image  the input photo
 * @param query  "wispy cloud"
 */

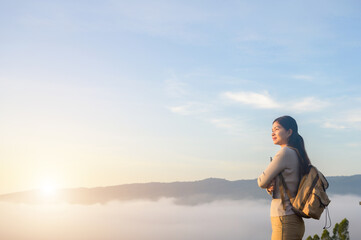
xmin=320 ymin=109 xmax=361 ymax=130
xmin=235 ymin=33 xmax=264 ymax=42
xmin=338 ymin=109 xmax=361 ymax=130
xmin=291 ymin=75 xmax=314 ymax=81
xmin=164 ymin=74 xmax=188 ymax=98
xmin=322 ymin=122 xmax=347 ymax=130
xmin=168 ymin=102 xmax=211 ymax=116
xmin=222 ymin=91 xmax=280 ymax=109
xmin=345 ymin=142 xmax=361 ymax=148
xmin=209 ymin=118 xmax=243 ymax=135
xmin=222 ymin=91 xmax=329 ymax=113
xmin=291 ymin=97 xmax=329 ymax=112
xmin=344 ymin=110 xmax=361 ymax=123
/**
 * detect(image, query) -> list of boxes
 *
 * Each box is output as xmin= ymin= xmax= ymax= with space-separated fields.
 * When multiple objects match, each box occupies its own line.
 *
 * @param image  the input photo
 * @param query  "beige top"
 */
xmin=258 ymin=146 xmax=300 ymax=216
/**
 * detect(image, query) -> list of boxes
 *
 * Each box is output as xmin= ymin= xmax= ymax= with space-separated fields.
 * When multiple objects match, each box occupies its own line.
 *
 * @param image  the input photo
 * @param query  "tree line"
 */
xmin=306 ymin=218 xmax=349 ymax=240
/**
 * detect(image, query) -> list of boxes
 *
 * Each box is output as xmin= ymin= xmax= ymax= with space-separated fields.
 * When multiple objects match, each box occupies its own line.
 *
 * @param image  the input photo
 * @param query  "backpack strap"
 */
xmin=279 ymin=173 xmax=293 ymax=210
xmin=278 ymin=146 xmax=301 ymax=211
xmin=286 ymin=146 xmax=305 ymax=179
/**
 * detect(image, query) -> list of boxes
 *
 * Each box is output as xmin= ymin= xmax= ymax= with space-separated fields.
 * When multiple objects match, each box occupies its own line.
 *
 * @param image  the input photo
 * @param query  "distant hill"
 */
xmin=0 ymin=175 xmax=360 ymax=206
xmin=327 ymin=175 xmax=361 ymax=196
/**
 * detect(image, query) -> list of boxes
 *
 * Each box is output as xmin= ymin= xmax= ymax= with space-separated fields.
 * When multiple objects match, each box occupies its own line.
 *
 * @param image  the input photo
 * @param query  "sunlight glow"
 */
xmin=40 ymin=182 xmax=58 ymax=197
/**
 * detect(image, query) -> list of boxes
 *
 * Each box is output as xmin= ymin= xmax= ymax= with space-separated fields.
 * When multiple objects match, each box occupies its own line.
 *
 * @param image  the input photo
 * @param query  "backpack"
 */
xmin=278 ymin=148 xmax=331 ymax=220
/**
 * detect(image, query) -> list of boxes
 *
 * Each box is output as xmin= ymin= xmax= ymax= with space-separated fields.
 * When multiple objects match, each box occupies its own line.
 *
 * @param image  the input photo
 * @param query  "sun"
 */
xmin=39 ymin=182 xmax=58 ymax=197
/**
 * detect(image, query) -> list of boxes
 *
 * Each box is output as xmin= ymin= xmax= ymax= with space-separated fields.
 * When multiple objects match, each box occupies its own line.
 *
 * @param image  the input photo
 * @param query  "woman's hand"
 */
xmin=266 ymin=179 xmax=275 ymax=194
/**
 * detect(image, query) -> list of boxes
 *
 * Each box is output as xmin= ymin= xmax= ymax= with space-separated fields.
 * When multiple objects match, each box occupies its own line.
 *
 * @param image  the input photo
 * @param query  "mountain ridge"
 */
xmin=1 ymin=175 xmax=360 ymax=206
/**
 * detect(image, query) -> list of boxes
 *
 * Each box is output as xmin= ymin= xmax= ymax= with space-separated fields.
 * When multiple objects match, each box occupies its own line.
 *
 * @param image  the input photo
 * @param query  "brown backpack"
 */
xmin=279 ymin=165 xmax=331 ymax=219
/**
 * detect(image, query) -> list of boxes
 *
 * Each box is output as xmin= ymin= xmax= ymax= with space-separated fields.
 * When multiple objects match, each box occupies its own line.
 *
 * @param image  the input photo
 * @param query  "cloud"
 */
xmin=332 ymin=110 xmax=361 ymax=130
xmin=345 ymin=142 xmax=361 ymax=147
xmin=322 ymin=122 xmax=347 ymax=130
xmin=344 ymin=110 xmax=361 ymax=123
xmin=318 ymin=109 xmax=361 ymax=131
xmin=222 ymin=91 xmax=281 ymax=109
xmin=210 ymin=118 xmax=235 ymax=129
xmin=223 ymin=91 xmax=329 ymax=113
xmin=235 ymin=33 xmax=264 ymax=42
xmin=164 ymin=75 xmax=188 ymax=98
xmin=209 ymin=118 xmax=243 ymax=135
xmin=291 ymin=75 xmax=314 ymax=81
xmin=290 ymin=97 xmax=329 ymax=112
xmin=339 ymin=109 xmax=361 ymax=121
xmin=168 ymin=102 xmax=211 ymax=116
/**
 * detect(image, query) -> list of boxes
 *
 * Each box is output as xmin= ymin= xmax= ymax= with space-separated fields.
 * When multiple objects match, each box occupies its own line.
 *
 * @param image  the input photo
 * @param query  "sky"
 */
xmin=1 ymin=0 xmax=361 ymax=194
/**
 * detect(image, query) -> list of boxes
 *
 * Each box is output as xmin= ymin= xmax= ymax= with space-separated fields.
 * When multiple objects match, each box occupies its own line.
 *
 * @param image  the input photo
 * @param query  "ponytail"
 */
xmin=287 ymin=132 xmax=311 ymax=175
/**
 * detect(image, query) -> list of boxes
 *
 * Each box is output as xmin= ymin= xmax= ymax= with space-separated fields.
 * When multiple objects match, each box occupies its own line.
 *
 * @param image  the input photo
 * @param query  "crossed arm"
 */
xmin=257 ymin=148 xmax=288 ymax=193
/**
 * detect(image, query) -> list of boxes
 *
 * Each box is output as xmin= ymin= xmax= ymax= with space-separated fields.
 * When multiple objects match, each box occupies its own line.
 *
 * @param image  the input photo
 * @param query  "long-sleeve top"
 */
xmin=258 ymin=146 xmax=301 ymax=216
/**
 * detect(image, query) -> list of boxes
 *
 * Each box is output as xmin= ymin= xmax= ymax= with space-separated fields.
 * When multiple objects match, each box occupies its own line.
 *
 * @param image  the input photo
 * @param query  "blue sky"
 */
xmin=1 ymin=0 xmax=361 ymax=193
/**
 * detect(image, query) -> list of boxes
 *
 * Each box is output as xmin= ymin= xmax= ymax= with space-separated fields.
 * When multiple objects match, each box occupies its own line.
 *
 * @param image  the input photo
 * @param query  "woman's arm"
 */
xmin=257 ymin=148 xmax=288 ymax=188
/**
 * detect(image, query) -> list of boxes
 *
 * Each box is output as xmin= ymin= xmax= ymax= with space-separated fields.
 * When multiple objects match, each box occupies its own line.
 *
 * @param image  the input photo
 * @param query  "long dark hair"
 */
xmin=273 ymin=116 xmax=311 ymax=175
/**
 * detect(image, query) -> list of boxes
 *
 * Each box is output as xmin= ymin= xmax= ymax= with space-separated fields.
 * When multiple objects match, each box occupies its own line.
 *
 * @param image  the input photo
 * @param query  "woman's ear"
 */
xmin=287 ymin=129 xmax=293 ymax=138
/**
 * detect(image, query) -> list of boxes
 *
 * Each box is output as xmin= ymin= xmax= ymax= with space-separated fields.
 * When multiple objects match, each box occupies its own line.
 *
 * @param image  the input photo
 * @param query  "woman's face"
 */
xmin=272 ymin=121 xmax=292 ymax=147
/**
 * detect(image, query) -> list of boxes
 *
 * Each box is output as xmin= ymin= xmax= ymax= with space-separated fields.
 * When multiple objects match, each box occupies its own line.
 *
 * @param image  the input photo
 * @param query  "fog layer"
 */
xmin=0 ymin=195 xmax=359 ymax=240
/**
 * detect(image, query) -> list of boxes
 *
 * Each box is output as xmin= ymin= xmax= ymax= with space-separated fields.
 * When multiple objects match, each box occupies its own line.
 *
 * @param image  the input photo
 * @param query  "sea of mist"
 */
xmin=0 ymin=195 xmax=359 ymax=240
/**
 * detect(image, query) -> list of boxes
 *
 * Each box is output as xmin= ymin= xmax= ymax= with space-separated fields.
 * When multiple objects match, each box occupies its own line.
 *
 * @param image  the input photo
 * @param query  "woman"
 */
xmin=258 ymin=116 xmax=311 ymax=240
